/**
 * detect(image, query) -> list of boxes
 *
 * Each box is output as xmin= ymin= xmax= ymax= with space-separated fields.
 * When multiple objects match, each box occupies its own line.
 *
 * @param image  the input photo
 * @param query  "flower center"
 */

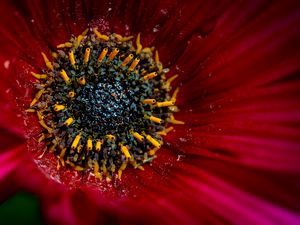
xmin=28 ymin=28 xmax=184 ymax=180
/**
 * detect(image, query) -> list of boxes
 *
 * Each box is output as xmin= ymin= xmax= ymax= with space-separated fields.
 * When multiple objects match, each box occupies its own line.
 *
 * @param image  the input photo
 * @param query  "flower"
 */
xmin=1 ymin=0 xmax=300 ymax=225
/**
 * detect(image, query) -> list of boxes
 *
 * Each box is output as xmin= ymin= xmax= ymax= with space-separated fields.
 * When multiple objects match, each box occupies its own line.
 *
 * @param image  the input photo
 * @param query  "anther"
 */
xmin=143 ymin=72 xmax=157 ymax=80
xmin=59 ymin=69 xmax=71 ymax=84
xmin=93 ymin=161 xmax=102 ymax=180
xmin=121 ymin=54 xmax=133 ymax=67
xmin=31 ymin=72 xmax=47 ymax=79
xmin=64 ymin=117 xmax=74 ymax=126
xmin=106 ymin=134 xmax=116 ymax=141
xmin=78 ymin=76 xmax=86 ymax=85
xmin=95 ymin=139 xmax=103 ymax=152
xmin=84 ymin=48 xmax=91 ymax=64
xmin=169 ymin=115 xmax=185 ymax=124
xmin=68 ymin=91 xmax=75 ymax=98
xmin=98 ymin=48 xmax=108 ymax=62
xmin=132 ymin=131 xmax=144 ymax=142
xmin=120 ymin=144 xmax=131 ymax=158
xmin=148 ymin=147 xmax=160 ymax=156
xmin=87 ymin=138 xmax=93 ymax=151
xmin=146 ymin=135 xmax=161 ymax=148
xmin=128 ymin=58 xmax=140 ymax=71
xmin=41 ymin=52 xmax=54 ymax=70
xmin=68 ymin=51 xmax=76 ymax=66
xmin=54 ymin=104 xmax=65 ymax=112
xmin=108 ymin=48 xmax=119 ymax=61
xmin=118 ymin=160 xmax=128 ymax=179
xmin=142 ymin=99 xmax=156 ymax=105
xmin=39 ymin=120 xmax=53 ymax=133
xmin=171 ymin=88 xmax=179 ymax=102
xmin=149 ymin=116 xmax=162 ymax=124
xmin=57 ymin=42 xmax=73 ymax=48
xmin=157 ymin=126 xmax=174 ymax=136
xmin=71 ymin=133 xmax=81 ymax=150
xmin=162 ymin=74 xmax=178 ymax=90
xmin=156 ymin=101 xmax=175 ymax=107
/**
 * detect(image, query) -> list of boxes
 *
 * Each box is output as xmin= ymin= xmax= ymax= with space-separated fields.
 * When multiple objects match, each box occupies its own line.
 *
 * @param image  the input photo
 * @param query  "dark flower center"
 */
xmin=28 ymin=28 xmax=183 ymax=180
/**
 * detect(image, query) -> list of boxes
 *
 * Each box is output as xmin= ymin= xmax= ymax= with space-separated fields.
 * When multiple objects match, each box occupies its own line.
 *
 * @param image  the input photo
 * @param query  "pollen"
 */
xmin=27 ymin=28 xmax=183 ymax=180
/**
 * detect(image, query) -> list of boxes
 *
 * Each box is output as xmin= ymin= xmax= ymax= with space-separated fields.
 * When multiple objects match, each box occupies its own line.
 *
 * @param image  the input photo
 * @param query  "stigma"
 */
xmin=27 ymin=28 xmax=183 ymax=180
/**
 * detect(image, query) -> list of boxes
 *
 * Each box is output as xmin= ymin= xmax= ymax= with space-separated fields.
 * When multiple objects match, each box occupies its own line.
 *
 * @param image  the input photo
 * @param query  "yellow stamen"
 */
xmin=146 ymin=135 xmax=161 ymax=148
xmin=162 ymin=74 xmax=178 ymax=90
xmin=59 ymin=148 xmax=67 ymax=159
xmin=30 ymin=89 xmax=45 ymax=107
xmin=121 ymin=54 xmax=133 ymax=67
xmin=93 ymin=161 xmax=102 ymax=180
xmin=39 ymin=120 xmax=53 ymax=133
xmin=75 ymin=28 xmax=88 ymax=47
xmin=156 ymin=101 xmax=175 ymax=107
xmin=54 ymin=104 xmax=65 ymax=112
xmin=132 ymin=132 xmax=144 ymax=142
xmin=95 ymin=140 xmax=103 ymax=152
xmin=64 ymin=117 xmax=74 ymax=126
xmin=142 ymin=47 xmax=154 ymax=54
xmin=38 ymin=133 xmax=45 ymax=143
xmin=157 ymin=126 xmax=174 ymax=136
xmin=143 ymin=72 xmax=157 ymax=80
xmin=171 ymin=87 xmax=180 ymax=103
xmin=36 ymin=111 xmax=44 ymax=120
xmin=118 ymin=160 xmax=128 ymax=179
xmin=148 ymin=147 xmax=160 ymax=156
xmin=41 ymin=52 xmax=53 ymax=70
xmin=149 ymin=116 xmax=162 ymax=124
xmin=108 ymin=48 xmax=119 ymax=61
xmin=57 ymin=42 xmax=73 ymax=48
xmin=87 ymin=138 xmax=93 ymax=151
xmin=71 ymin=133 xmax=81 ymax=150
xmin=120 ymin=144 xmax=131 ymax=158
xmin=106 ymin=134 xmax=116 ymax=141
xmin=98 ymin=48 xmax=108 ymax=62
xmin=115 ymin=34 xmax=134 ymax=42
xmin=128 ymin=58 xmax=140 ymax=71
xmin=31 ymin=72 xmax=47 ymax=79
xmin=169 ymin=115 xmax=185 ymax=124
xmin=77 ymin=144 xmax=83 ymax=153
xmin=75 ymin=166 xmax=84 ymax=171
xmin=93 ymin=28 xmax=109 ymax=41
xmin=26 ymin=109 xmax=35 ymax=113
xmin=59 ymin=69 xmax=71 ymax=84
xmin=136 ymin=33 xmax=142 ymax=54
xmin=68 ymin=51 xmax=76 ymax=66
xmin=142 ymin=99 xmax=156 ymax=105
xmin=68 ymin=91 xmax=75 ymax=98
xmin=84 ymin=48 xmax=91 ymax=64
xmin=155 ymin=50 xmax=159 ymax=63
xmin=78 ymin=76 xmax=86 ymax=85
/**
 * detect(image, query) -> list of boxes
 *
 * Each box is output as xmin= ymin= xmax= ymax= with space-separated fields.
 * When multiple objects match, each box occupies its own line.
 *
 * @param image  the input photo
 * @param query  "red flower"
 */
xmin=1 ymin=0 xmax=300 ymax=225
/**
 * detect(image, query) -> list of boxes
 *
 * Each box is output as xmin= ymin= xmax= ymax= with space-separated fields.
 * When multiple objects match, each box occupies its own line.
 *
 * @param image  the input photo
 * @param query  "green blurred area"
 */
xmin=0 ymin=192 xmax=43 ymax=225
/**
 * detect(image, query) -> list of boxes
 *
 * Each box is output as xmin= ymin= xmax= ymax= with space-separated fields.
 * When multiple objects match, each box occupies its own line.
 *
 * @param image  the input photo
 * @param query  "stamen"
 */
xmin=156 ymin=126 xmax=174 ymax=136
xmin=142 ymin=99 xmax=156 ymax=105
xmin=121 ymin=54 xmax=133 ymax=67
xmin=31 ymin=72 xmax=47 ymax=79
xmin=171 ymin=88 xmax=179 ymax=102
xmin=93 ymin=161 xmax=102 ymax=180
xmin=108 ymin=48 xmax=119 ymax=61
xmin=75 ymin=29 xmax=88 ymax=48
xmin=149 ymin=116 xmax=162 ymax=124
xmin=68 ymin=51 xmax=76 ymax=66
xmin=87 ymin=138 xmax=93 ymax=151
xmin=132 ymin=131 xmax=144 ymax=142
xmin=118 ymin=160 xmax=128 ymax=179
xmin=84 ymin=48 xmax=91 ymax=64
xmin=120 ymin=144 xmax=131 ymax=158
xmin=148 ymin=147 xmax=160 ymax=156
xmin=106 ymin=134 xmax=116 ymax=141
xmin=30 ymin=89 xmax=45 ymax=107
xmin=71 ymin=133 xmax=81 ymax=150
xmin=59 ymin=69 xmax=71 ymax=84
xmin=68 ymin=91 xmax=75 ymax=98
xmin=57 ymin=42 xmax=73 ymax=48
xmin=64 ymin=117 xmax=74 ymax=126
xmin=98 ymin=48 xmax=108 ymax=63
xmin=95 ymin=139 xmax=102 ymax=152
xmin=41 ymin=52 xmax=53 ymax=70
xmin=169 ymin=115 xmax=185 ymax=124
xmin=146 ymin=135 xmax=161 ymax=148
xmin=162 ymin=74 xmax=178 ymax=90
xmin=54 ymin=104 xmax=65 ymax=112
xmin=115 ymin=34 xmax=134 ymax=42
xmin=156 ymin=101 xmax=175 ymax=107
xmin=39 ymin=120 xmax=53 ymax=133
xmin=136 ymin=33 xmax=142 ymax=54
xmin=93 ymin=28 xmax=109 ymax=41
xmin=128 ymin=58 xmax=140 ymax=71
xmin=78 ymin=76 xmax=86 ymax=85
xmin=143 ymin=72 xmax=157 ymax=80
